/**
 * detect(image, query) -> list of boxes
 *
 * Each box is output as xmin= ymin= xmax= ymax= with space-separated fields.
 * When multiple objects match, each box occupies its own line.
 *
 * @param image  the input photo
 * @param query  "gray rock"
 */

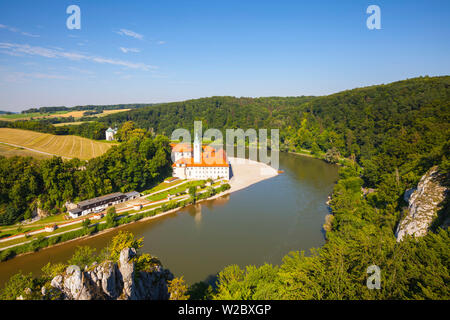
xmin=49 ymin=247 xmax=173 ymax=300
xmin=100 ymin=262 xmax=121 ymax=299
xmin=403 ymin=188 xmax=416 ymax=203
xmin=62 ymin=265 xmax=92 ymax=300
xmin=396 ymin=166 xmax=448 ymax=242
xmin=118 ymin=248 xmax=137 ymax=300
xmin=51 ymin=275 xmax=63 ymax=290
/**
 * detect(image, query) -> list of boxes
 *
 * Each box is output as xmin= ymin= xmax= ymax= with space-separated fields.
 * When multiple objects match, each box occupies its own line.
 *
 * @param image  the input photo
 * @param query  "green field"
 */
xmin=0 ymin=128 xmax=116 ymax=160
xmin=0 ymin=109 xmax=131 ymax=122
xmin=0 ymin=111 xmax=69 ymax=120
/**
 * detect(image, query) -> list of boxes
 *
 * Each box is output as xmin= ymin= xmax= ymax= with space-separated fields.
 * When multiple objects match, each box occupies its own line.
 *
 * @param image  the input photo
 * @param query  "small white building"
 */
xmin=105 ymin=127 xmax=117 ymax=141
xmin=45 ymin=224 xmax=57 ymax=232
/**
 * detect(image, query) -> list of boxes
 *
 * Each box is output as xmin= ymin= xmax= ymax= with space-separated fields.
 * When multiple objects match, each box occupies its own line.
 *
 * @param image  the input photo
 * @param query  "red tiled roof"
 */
xmin=172 ymin=149 xmax=229 ymax=167
xmin=171 ymin=143 xmax=192 ymax=152
xmin=170 ymin=143 xmax=219 ymax=154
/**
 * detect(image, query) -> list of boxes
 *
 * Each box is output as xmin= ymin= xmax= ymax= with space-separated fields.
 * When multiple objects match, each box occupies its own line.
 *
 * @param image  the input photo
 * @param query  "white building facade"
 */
xmin=105 ymin=127 xmax=117 ymax=141
xmin=171 ymin=136 xmax=230 ymax=180
xmin=68 ymin=191 xmax=140 ymax=219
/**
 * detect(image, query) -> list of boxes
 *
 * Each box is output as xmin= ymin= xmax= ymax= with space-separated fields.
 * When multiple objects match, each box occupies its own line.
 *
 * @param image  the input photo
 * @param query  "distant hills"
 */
xmin=99 ymin=76 xmax=450 ymax=137
xmin=20 ymin=103 xmax=158 ymax=114
xmin=98 ymin=75 xmax=449 ymax=184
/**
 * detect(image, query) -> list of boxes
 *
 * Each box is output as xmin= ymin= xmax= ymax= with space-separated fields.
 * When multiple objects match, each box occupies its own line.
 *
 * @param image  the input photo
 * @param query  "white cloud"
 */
xmin=29 ymin=73 xmax=69 ymax=79
xmin=0 ymin=24 xmax=18 ymax=32
xmin=116 ymin=29 xmax=143 ymax=40
xmin=119 ymin=47 xmax=140 ymax=53
xmin=0 ymin=24 xmax=40 ymax=38
xmin=0 ymin=42 xmax=157 ymax=71
xmin=20 ymin=32 xmax=40 ymax=38
xmin=68 ymin=66 xmax=94 ymax=75
xmin=157 ymin=41 xmax=166 ymax=45
xmin=1 ymin=72 xmax=69 ymax=83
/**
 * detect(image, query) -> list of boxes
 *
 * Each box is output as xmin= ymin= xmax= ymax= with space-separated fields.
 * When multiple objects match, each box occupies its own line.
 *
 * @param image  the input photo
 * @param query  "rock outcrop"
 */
xmin=396 ymin=166 xmax=448 ymax=242
xmin=46 ymin=248 xmax=173 ymax=300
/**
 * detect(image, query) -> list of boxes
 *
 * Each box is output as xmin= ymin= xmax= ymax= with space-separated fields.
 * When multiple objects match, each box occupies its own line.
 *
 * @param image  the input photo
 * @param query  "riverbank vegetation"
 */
xmin=0 ymin=180 xmax=231 ymax=263
xmin=0 ymin=132 xmax=172 ymax=225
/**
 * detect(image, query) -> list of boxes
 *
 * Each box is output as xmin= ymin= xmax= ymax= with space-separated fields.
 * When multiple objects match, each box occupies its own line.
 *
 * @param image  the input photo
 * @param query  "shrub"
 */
xmin=0 ymin=271 xmax=34 ymax=300
xmin=106 ymin=210 xmax=117 ymax=228
xmin=108 ymin=231 xmax=143 ymax=261
xmin=68 ymin=246 xmax=97 ymax=269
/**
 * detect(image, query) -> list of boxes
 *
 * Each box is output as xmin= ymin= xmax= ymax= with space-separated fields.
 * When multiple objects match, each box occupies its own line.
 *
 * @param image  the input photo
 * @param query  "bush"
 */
xmin=0 ymin=271 xmax=34 ymax=300
xmin=68 ymin=246 xmax=97 ymax=269
xmin=108 ymin=231 xmax=143 ymax=261
xmin=0 ymin=249 xmax=15 ymax=262
xmin=106 ymin=210 xmax=117 ymax=228
xmin=324 ymin=147 xmax=341 ymax=164
xmin=82 ymin=218 xmax=91 ymax=229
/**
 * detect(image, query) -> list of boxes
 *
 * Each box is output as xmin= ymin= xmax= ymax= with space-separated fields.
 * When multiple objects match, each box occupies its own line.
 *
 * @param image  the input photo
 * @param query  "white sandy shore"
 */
xmin=227 ymin=156 xmax=279 ymax=194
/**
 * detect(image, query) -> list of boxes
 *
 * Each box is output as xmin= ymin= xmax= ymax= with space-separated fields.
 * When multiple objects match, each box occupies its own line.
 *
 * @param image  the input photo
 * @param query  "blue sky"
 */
xmin=0 ymin=0 xmax=449 ymax=111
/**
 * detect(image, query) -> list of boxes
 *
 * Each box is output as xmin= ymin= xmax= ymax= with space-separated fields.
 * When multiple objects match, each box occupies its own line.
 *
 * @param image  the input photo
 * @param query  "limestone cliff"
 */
xmin=395 ymin=166 xmax=448 ymax=242
xmin=44 ymin=248 xmax=174 ymax=300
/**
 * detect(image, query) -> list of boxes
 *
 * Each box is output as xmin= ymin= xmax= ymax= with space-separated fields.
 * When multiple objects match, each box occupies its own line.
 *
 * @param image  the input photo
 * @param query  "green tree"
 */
xmin=68 ymin=246 xmax=97 ymax=269
xmin=106 ymin=207 xmax=117 ymax=228
xmin=0 ymin=271 xmax=34 ymax=300
xmin=41 ymin=262 xmax=67 ymax=280
xmin=81 ymin=218 xmax=91 ymax=229
xmin=168 ymin=276 xmax=190 ymax=300
xmin=324 ymin=147 xmax=341 ymax=164
xmin=107 ymin=231 xmax=144 ymax=261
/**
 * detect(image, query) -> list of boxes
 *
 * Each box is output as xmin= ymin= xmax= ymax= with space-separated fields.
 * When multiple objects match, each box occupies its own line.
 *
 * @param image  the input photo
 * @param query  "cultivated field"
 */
xmin=0 ymin=128 xmax=116 ymax=160
xmin=53 ymin=121 xmax=94 ymax=127
xmin=0 ymin=109 xmax=131 ymax=122
xmin=0 ymin=142 xmax=52 ymax=159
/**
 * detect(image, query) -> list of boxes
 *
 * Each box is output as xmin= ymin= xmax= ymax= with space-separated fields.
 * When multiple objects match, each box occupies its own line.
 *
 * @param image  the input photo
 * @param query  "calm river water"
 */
xmin=0 ymin=152 xmax=338 ymax=287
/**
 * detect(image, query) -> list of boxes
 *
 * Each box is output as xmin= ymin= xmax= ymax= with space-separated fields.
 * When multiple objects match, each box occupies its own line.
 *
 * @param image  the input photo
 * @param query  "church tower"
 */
xmin=193 ymin=132 xmax=201 ymax=163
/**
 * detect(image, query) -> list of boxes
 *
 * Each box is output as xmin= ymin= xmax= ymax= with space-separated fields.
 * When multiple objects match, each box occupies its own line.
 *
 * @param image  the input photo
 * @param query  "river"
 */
xmin=0 ymin=152 xmax=338 ymax=287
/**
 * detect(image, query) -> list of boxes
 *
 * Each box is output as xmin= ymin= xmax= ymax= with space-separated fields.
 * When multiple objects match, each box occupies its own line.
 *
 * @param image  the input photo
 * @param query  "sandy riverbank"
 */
xmin=227 ymin=156 xmax=279 ymax=193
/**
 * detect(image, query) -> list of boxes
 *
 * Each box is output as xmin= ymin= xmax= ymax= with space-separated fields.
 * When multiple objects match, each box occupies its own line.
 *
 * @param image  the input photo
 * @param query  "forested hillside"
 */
xmin=101 ymin=76 xmax=449 ymax=183
xmin=100 ymin=95 xmax=315 ymax=135
xmin=99 ymin=75 xmax=449 ymax=299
